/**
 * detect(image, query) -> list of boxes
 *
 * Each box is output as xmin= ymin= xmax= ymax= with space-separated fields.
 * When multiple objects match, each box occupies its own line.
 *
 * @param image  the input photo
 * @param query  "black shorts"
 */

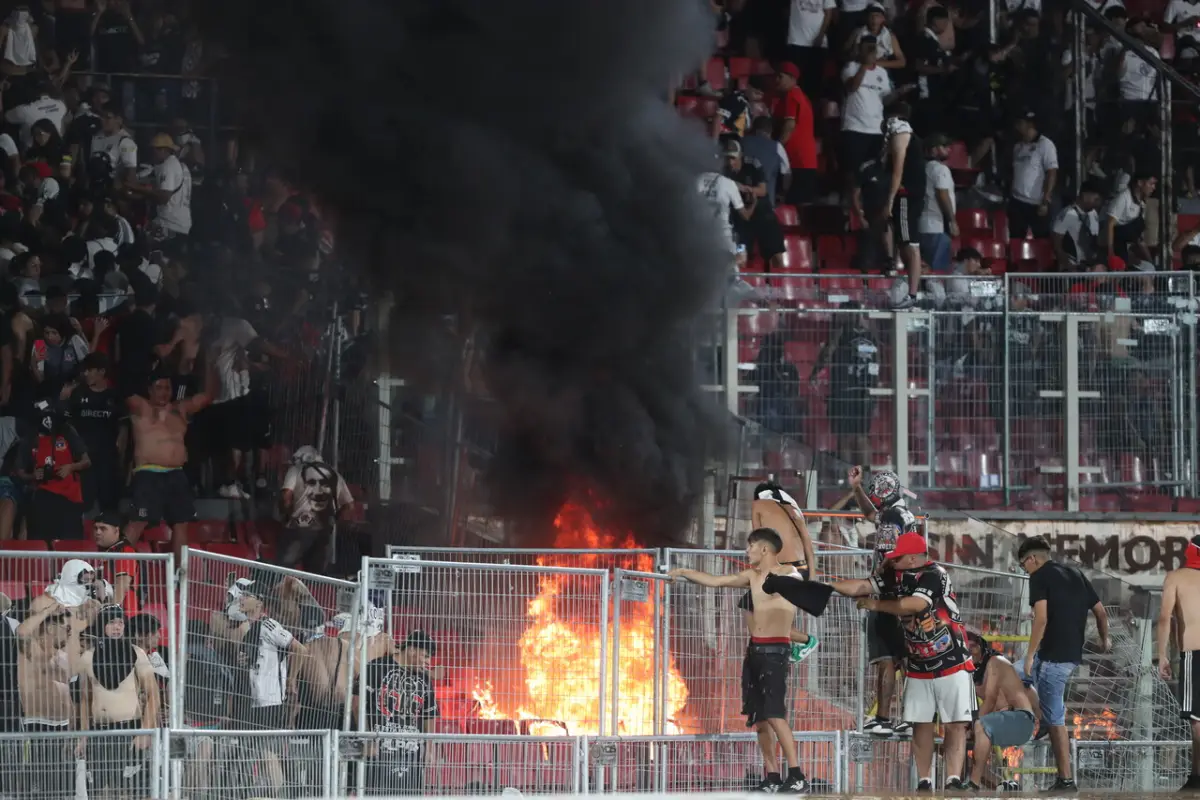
xmin=130 ymin=468 xmax=196 ymax=527
xmin=841 ymin=131 xmax=884 ymax=177
xmin=88 ymin=719 xmax=146 ymax=792
xmin=738 ymin=563 xmax=811 ymax=611
xmin=787 ymin=169 xmax=819 ymax=207
xmin=1180 ymin=651 xmax=1200 ymax=721
xmin=24 ymin=722 xmax=72 ymax=800
xmin=867 ymin=610 xmax=906 ymax=664
xmin=737 ymin=211 xmax=786 ymax=261
xmin=742 ymin=642 xmax=791 ymax=726
xmin=28 ymin=490 xmax=84 ymax=542
xmin=276 ymin=526 xmax=334 ymax=574
xmin=830 ymin=393 xmax=874 ymax=436
xmin=892 ymin=193 xmax=920 ymax=247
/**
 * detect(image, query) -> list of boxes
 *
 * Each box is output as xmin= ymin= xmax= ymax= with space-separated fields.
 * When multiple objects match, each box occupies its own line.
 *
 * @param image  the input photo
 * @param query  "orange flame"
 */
xmin=1001 ymin=746 xmax=1023 ymax=768
xmin=471 ymin=503 xmax=689 ymax=735
xmin=1072 ymin=708 xmax=1119 ymax=740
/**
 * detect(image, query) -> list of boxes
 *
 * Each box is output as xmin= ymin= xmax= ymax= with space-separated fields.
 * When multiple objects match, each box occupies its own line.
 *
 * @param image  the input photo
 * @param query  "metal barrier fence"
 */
xmin=359 ymin=557 xmax=612 ymax=737
xmin=0 ymin=727 xmax=167 ymax=800
xmin=581 ymin=731 xmax=841 ymax=793
xmin=164 ymin=728 xmax=334 ymax=799
xmin=177 ymin=548 xmax=363 ymax=733
xmin=711 ymin=272 xmax=1200 ymax=510
xmin=662 ymin=548 xmax=871 ymax=735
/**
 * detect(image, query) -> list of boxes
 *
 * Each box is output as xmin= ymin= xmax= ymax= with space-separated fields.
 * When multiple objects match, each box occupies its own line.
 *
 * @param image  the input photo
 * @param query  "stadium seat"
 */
xmin=675 ymin=95 xmax=699 ymax=116
xmin=53 ymin=540 xmax=97 ymax=553
xmin=1126 ymin=493 xmax=1173 ymax=513
xmin=188 ymin=520 xmax=231 ymax=544
xmin=1009 ymin=238 xmax=1055 ymax=269
xmin=1080 ymin=493 xmax=1122 ymax=512
xmin=768 ymin=275 xmax=819 ymax=306
xmin=728 ymin=56 xmax=753 ymax=81
xmin=775 ymin=204 xmax=800 ymax=228
xmin=777 ymin=235 xmax=814 ymax=272
xmin=200 ymin=542 xmax=255 ymax=561
xmin=0 ymin=540 xmax=47 ymax=552
xmin=956 ymin=209 xmax=991 ymax=235
xmin=967 ymin=239 xmax=1006 ymax=261
xmin=945 ymin=141 xmax=981 ymax=188
xmin=1178 ymin=498 xmax=1200 ymax=514
xmin=704 ymin=57 xmax=727 ymax=91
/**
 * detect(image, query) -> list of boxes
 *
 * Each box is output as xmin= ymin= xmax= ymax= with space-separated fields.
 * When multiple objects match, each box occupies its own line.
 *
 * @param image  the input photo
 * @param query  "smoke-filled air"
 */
xmin=193 ymin=0 xmax=734 ymax=542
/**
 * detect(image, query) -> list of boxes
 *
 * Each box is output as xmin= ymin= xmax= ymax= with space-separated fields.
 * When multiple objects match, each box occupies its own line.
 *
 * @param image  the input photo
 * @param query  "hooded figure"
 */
xmin=3 ymin=8 xmax=36 ymax=68
xmin=46 ymin=559 xmax=97 ymax=608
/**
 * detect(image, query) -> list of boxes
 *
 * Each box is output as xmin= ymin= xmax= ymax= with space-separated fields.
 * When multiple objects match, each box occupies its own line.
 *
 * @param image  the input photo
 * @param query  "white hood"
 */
xmin=758 ymin=487 xmax=803 ymax=517
xmin=46 ymin=559 xmax=96 ymax=607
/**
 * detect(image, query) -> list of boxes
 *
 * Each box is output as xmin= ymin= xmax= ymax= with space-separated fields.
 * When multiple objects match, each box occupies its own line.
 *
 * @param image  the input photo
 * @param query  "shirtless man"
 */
xmin=126 ymin=367 xmax=213 ymax=557
xmin=16 ymin=601 xmax=85 ymax=800
xmin=966 ymin=633 xmax=1040 ymax=790
xmin=1158 ymin=534 xmax=1200 ymax=791
xmin=77 ymin=609 xmax=161 ymax=800
xmin=669 ymin=529 xmax=816 ymax=793
xmin=742 ymin=482 xmax=819 ymax=663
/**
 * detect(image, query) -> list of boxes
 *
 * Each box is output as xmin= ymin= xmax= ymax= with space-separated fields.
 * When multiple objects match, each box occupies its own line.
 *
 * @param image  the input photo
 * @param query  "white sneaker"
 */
xmin=891 ymin=720 xmax=913 ymax=736
xmin=219 ymin=483 xmax=251 ymax=500
xmin=863 ymin=717 xmax=893 ymax=736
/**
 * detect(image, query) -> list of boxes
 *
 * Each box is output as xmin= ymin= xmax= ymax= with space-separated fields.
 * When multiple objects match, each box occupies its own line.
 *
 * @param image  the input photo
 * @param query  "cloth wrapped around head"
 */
xmin=754 ymin=481 xmax=803 ymax=516
xmin=46 ymin=559 xmax=96 ymax=608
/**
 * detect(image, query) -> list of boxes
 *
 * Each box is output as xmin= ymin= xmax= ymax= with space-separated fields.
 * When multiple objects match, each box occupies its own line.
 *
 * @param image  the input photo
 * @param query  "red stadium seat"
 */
xmin=966 ymin=239 xmax=1006 ymax=261
xmin=200 ymin=542 xmax=255 ymax=561
xmin=1178 ymin=498 xmax=1200 ymax=514
xmin=729 ymin=56 xmax=753 ymax=81
xmin=53 ymin=540 xmax=97 ymax=553
xmin=945 ymin=141 xmax=980 ymax=188
xmin=738 ymin=305 xmax=778 ymax=336
xmin=956 ymin=209 xmax=991 ymax=235
xmin=768 ymin=275 xmax=819 ymax=306
xmin=775 ymin=204 xmax=800 ymax=228
xmin=777 ymin=235 xmax=814 ymax=272
xmin=1009 ymin=238 xmax=1055 ymax=270
xmin=0 ymin=540 xmax=46 ymax=551
xmin=1126 ymin=493 xmax=1174 ymax=513
xmin=675 ymin=95 xmax=699 ymax=116
xmin=704 ymin=57 xmax=727 ymax=91
xmin=188 ymin=520 xmax=230 ymax=544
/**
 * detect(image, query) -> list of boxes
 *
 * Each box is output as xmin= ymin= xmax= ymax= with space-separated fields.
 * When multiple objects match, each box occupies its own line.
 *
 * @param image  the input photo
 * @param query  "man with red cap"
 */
xmin=1157 ymin=535 xmax=1200 ymax=790
xmin=772 ymin=62 xmax=817 ymax=206
xmin=831 ymin=530 xmax=975 ymax=791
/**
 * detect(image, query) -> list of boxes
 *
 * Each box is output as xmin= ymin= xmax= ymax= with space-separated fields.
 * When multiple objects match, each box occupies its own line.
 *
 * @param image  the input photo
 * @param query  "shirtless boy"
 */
xmin=669 ymin=528 xmax=818 ymax=793
xmin=126 ymin=368 xmax=213 ymax=557
xmin=742 ymin=483 xmax=819 ymax=663
xmin=966 ymin=633 xmax=1040 ymax=790
xmin=1158 ymin=534 xmax=1200 ymax=790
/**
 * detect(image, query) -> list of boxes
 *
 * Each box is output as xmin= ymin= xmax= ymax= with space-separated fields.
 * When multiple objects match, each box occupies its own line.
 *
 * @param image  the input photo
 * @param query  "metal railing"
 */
xmin=708 ymin=272 xmax=1200 ymax=510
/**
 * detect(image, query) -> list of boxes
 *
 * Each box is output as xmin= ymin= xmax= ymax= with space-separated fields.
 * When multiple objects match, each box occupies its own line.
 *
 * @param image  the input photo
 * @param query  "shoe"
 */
xmin=863 ymin=717 xmax=893 ymax=736
xmin=1182 ymin=774 xmax=1200 ymax=791
xmin=945 ymin=778 xmax=969 ymax=791
xmin=1044 ymin=777 xmax=1078 ymax=793
xmin=790 ymin=636 xmax=819 ymax=664
xmin=965 ymin=780 xmax=982 ymax=791
xmin=917 ymin=779 xmax=934 ymax=793
xmin=219 ymin=483 xmax=251 ymax=500
xmin=755 ymin=777 xmax=783 ymax=792
xmin=891 ymin=293 xmax=916 ymax=310
xmin=781 ymin=775 xmax=809 ymax=793
xmin=999 ymin=780 xmax=1022 ymax=792
xmin=891 ymin=720 xmax=913 ymax=736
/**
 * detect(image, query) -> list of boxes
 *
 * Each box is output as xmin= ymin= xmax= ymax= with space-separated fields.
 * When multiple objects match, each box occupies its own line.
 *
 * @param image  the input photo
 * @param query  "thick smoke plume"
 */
xmin=196 ymin=0 xmax=733 ymax=542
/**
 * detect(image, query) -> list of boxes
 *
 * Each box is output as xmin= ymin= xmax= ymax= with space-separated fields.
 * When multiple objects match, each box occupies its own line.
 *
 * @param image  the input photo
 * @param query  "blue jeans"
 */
xmin=919 ymin=232 xmax=952 ymax=273
xmin=980 ymin=708 xmax=1037 ymax=747
xmin=1019 ymin=656 xmax=1077 ymax=727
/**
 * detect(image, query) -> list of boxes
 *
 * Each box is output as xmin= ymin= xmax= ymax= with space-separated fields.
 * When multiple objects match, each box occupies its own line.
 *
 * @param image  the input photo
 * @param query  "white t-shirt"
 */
xmin=697 ymin=172 xmax=744 ymax=254
xmin=214 ymin=317 xmax=259 ymax=403
xmin=90 ymin=130 xmax=138 ymax=171
xmin=0 ymin=134 xmax=16 ymax=159
xmin=1052 ymin=204 xmax=1099 ymax=264
xmin=151 ymin=155 xmax=193 ymax=234
xmin=282 ymin=461 xmax=354 ymax=530
xmin=1105 ymin=188 xmax=1143 ymax=225
xmin=789 ymin=0 xmax=837 ymax=47
xmin=1165 ymin=0 xmax=1200 ymax=32
xmin=1061 ymin=49 xmax=1097 ymax=110
xmin=919 ymin=161 xmax=955 ymax=234
xmin=1120 ymin=47 xmax=1159 ymax=101
xmin=850 ymin=26 xmax=896 ymax=59
xmin=85 ymin=237 xmax=118 ymax=269
xmin=841 ymin=61 xmax=891 ymax=133
xmin=1011 ymin=136 xmax=1059 ymax=205
xmin=249 ymin=617 xmax=294 ymax=708
xmin=5 ymin=96 xmax=66 ymax=150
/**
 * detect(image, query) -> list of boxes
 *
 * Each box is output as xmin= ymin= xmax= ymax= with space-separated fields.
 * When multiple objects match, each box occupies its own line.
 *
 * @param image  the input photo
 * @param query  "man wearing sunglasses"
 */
xmin=1017 ymin=536 xmax=1109 ymax=793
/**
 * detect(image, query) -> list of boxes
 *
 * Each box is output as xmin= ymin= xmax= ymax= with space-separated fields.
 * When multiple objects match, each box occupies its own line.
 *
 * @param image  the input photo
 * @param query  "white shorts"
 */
xmin=902 ymin=670 xmax=977 ymax=724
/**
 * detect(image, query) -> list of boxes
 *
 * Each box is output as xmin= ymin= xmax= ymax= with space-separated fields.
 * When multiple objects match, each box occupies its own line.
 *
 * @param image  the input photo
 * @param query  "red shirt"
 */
xmin=773 ymin=87 xmax=818 ymax=171
xmin=101 ymin=539 xmax=142 ymax=615
xmin=26 ymin=431 xmax=84 ymax=504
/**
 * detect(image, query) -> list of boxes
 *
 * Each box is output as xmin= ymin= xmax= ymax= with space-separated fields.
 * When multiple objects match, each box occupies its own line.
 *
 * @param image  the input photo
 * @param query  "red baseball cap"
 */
xmin=778 ymin=62 xmax=801 ymax=79
xmin=885 ymin=531 xmax=928 ymax=561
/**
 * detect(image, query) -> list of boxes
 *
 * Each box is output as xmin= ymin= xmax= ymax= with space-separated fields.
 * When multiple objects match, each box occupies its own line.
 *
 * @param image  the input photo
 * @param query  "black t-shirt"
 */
xmin=729 ymin=161 xmax=768 ymax=221
xmin=1029 ymin=560 xmax=1100 ymax=664
xmin=885 ymin=118 xmax=926 ymax=199
xmin=68 ymin=383 xmax=120 ymax=460
xmin=895 ymin=563 xmax=973 ymax=677
xmin=93 ymin=10 xmax=138 ymax=73
xmin=914 ymin=29 xmax=953 ymax=104
xmin=831 ymin=327 xmax=879 ymax=396
xmin=362 ymin=657 xmax=439 ymax=764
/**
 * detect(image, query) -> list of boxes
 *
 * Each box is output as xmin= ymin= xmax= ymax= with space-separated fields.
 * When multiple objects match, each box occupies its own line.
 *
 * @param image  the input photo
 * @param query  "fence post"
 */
xmin=611 ymin=569 xmax=623 ymax=737
xmin=176 ymin=546 xmax=190 ymax=736
xmin=856 ymin=609 xmax=867 ymax=732
xmin=599 ymin=572 xmax=610 ymax=737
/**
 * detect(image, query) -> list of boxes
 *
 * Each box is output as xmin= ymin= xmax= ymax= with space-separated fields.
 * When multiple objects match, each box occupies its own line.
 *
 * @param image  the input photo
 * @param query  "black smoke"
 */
xmin=195 ymin=0 xmax=733 ymax=542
